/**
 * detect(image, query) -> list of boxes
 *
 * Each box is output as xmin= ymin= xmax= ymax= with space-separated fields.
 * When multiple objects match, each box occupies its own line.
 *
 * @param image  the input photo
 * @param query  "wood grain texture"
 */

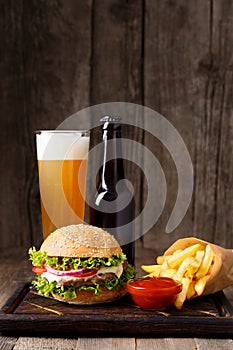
xmin=90 ymin=0 xmax=144 ymax=221
xmin=0 ymin=337 xmax=17 ymax=350
xmin=195 ymin=338 xmax=233 ymax=350
xmin=0 ymin=0 xmax=26 ymax=249
xmin=142 ymin=0 xmax=233 ymax=253
xmin=77 ymin=338 xmax=135 ymax=350
xmin=137 ymin=338 xmax=196 ymax=350
xmin=90 ymin=0 xmax=143 ymax=104
xmin=143 ymin=0 xmax=210 ymax=251
xmin=1 ymin=279 xmax=233 ymax=337
xmin=210 ymin=0 xmax=233 ymax=248
xmin=0 ymin=0 xmax=92 ymax=248
xmin=192 ymin=0 xmax=233 ymax=249
xmin=0 ymin=257 xmax=233 ymax=349
xmin=23 ymin=0 xmax=92 ymax=247
xmin=13 ymin=337 xmax=78 ymax=350
xmin=0 ymin=0 xmax=232 ymax=255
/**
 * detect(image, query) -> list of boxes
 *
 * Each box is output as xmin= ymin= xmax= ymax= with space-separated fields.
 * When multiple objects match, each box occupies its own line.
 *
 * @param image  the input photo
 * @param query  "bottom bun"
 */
xmin=52 ymin=286 xmax=127 ymax=305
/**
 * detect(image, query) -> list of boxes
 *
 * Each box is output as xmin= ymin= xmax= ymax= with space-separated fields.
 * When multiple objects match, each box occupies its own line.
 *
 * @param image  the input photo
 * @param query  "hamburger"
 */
xmin=28 ymin=224 xmax=135 ymax=304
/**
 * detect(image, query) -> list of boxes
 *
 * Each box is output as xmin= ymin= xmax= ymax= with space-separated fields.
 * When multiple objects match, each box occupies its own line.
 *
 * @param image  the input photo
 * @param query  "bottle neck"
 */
xmin=99 ymin=124 xmax=124 ymax=191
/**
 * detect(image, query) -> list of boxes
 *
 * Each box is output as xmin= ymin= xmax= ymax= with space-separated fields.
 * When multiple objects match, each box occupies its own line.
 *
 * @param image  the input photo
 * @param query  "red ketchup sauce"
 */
xmin=126 ymin=277 xmax=182 ymax=310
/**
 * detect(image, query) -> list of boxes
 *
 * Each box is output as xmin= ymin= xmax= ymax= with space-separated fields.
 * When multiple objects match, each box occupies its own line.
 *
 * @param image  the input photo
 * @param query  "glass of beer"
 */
xmin=35 ymin=130 xmax=90 ymax=239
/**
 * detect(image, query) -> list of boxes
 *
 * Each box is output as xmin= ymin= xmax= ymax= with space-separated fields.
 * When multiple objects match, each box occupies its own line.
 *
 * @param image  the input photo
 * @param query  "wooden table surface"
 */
xmin=0 ymin=251 xmax=233 ymax=350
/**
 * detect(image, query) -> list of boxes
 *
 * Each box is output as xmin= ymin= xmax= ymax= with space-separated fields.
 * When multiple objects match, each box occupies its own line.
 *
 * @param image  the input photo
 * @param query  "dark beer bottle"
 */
xmin=89 ymin=116 xmax=135 ymax=265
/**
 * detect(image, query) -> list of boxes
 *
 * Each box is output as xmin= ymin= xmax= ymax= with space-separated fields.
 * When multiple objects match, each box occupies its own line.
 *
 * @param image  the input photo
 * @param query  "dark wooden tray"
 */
xmin=0 ymin=283 xmax=233 ymax=337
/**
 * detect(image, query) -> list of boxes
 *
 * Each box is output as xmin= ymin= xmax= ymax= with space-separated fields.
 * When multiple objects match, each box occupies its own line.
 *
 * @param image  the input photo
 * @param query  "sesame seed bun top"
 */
xmin=40 ymin=224 xmax=123 ymax=258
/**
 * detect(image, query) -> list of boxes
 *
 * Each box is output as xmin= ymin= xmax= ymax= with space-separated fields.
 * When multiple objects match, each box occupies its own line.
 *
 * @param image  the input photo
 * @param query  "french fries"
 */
xmin=141 ymin=242 xmax=215 ymax=309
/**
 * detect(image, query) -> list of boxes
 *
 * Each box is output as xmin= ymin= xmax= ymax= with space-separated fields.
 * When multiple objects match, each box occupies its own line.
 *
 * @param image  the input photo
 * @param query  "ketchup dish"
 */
xmin=126 ymin=276 xmax=182 ymax=310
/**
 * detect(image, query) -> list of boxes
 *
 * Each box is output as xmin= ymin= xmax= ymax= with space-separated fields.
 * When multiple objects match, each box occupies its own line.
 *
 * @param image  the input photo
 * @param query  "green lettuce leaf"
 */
xmin=32 ymin=265 xmax=136 ymax=299
xmin=28 ymin=246 xmax=126 ymax=270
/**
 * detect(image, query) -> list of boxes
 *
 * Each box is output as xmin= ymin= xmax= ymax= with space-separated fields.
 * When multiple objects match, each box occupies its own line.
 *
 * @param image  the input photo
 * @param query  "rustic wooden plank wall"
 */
xmin=0 ymin=0 xmax=232 ymax=255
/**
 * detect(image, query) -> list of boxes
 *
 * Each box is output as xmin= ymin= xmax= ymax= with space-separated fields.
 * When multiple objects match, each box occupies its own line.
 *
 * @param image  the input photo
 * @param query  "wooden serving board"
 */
xmin=0 ymin=283 xmax=233 ymax=337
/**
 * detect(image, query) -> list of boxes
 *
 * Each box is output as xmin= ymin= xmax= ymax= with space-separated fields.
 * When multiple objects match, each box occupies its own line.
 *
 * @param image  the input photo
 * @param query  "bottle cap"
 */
xmin=100 ymin=116 xmax=122 ymax=123
xmin=100 ymin=116 xmax=122 ymax=129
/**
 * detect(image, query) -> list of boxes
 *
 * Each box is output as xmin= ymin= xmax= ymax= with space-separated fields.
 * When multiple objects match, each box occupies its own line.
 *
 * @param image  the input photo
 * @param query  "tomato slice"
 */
xmin=32 ymin=266 xmax=47 ymax=275
xmin=76 ymin=269 xmax=98 ymax=278
xmin=45 ymin=265 xmax=98 ymax=278
xmin=32 ymin=265 xmax=98 ymax=278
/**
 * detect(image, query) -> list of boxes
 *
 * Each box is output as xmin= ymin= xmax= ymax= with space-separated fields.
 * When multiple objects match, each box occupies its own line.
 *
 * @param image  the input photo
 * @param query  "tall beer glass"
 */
xmin=35 ymin=130 xmax=90 ymax=239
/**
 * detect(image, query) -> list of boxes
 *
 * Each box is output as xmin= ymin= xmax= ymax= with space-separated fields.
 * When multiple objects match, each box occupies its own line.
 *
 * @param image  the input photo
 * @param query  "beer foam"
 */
xmin=36 ymin=131 xmax=90 ymax=160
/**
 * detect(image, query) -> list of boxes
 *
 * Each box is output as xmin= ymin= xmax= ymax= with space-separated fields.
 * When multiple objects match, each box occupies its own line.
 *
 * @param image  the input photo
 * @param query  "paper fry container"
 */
xmin=164 ymin=237 xmax=233 ymax=296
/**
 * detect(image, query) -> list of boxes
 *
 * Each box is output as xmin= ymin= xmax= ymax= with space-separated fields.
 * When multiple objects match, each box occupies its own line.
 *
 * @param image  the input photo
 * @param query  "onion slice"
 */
xmin=45 ymin=265 xmax=98 ymax=277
